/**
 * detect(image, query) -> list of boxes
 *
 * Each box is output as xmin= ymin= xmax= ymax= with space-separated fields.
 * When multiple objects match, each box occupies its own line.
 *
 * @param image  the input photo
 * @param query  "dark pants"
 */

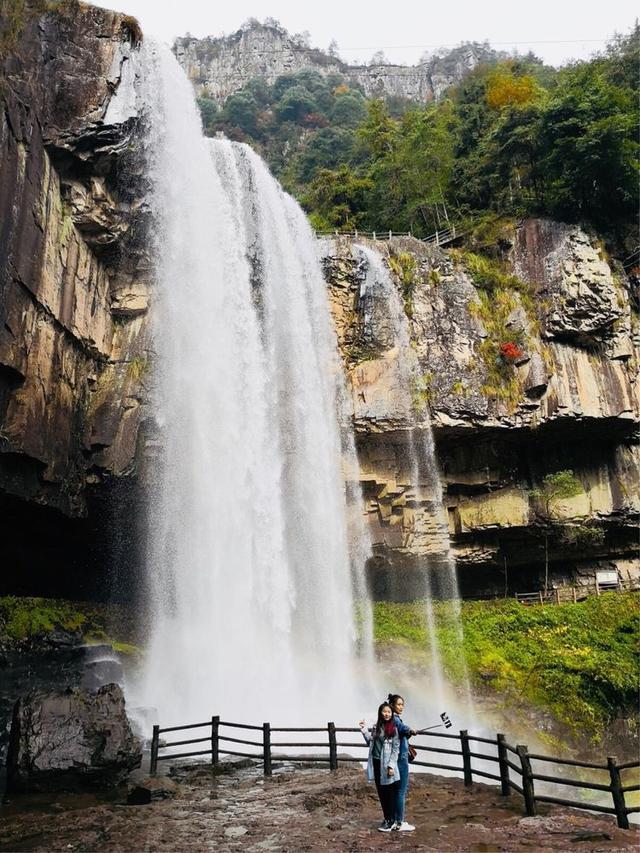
xmin=373 ymin=758 xmax=399 ymax=822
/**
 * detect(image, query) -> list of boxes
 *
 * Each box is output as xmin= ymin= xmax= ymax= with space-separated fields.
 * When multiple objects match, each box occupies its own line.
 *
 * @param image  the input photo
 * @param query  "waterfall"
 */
xmin=138 ymin=44 xmax=372 ymax=727
xmin=353 ymin=245 xmax=469 ymax=709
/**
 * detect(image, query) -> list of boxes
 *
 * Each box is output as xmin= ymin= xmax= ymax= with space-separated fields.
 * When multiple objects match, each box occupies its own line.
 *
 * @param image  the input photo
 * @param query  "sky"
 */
xmin=99 ymin=0 xmax=638 ymax=67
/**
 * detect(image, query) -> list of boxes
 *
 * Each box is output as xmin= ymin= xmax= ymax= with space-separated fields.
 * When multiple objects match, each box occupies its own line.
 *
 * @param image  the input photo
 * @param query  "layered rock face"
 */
xmin=322 ymin=227 xmax=639 ymax=594
xmin=0 ymin=3 xmax=149 ymax=548
xmin=174 ymin=21 xmax=501 ymax=103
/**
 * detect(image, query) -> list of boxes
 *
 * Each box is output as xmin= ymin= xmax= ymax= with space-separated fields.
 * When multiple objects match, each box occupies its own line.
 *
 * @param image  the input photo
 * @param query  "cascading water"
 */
xmin=138 ymin=44 xmax=372 ymax=727
xmin=353 ymin=245 xmax=470 ymax=710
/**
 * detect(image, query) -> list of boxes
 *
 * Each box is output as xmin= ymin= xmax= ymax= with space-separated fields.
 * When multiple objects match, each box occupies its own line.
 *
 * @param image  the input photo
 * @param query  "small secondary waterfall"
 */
xmin=139 ymin=45 xmax=372 ymax=726
xmin=354 ymin=245 xmax=469 ymax=708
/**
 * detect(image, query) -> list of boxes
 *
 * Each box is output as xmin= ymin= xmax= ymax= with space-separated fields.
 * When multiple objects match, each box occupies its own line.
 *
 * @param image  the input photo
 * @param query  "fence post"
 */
xmin=572 ymin=586 xmax=577 ymax=604
xmin=211 ymin=715 xmax=219 ymax=766
xmin=328 ymin=721 xmax=338 ymax=770
xmin=150 ymin=724 xmax=159 ymax=776
xmin=389 ymin=230 xmax=392 ymax=240
xmin=607 ymin=756 xmax=629 ymax=829
xmin=263 ymin=722 xmax=272 ymax=777
xmin=538 ymin=590 xmax=543 ymax=605
xmin=460 ymin=730 xmax=473 ymax=786
xmin=496 ymin=734 xmax=510 ymax=796
xmin=435 ymin=230 xmax=439 ymax=246
xmin=373 ymin=231 xmax=376 ymax=240
xmin=517 ymin=745 xmax=536 ymax=816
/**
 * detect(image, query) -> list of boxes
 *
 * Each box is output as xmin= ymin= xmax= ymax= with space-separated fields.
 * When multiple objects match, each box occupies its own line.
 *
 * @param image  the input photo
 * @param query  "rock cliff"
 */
xmin=321 ymin=227 xmax=639 ymax=595
xmin=0 ymin=0 xmax=149 ymax=595
xmin=0 ymin=6 xmax=637 ymax=598
xmin=0 ymin=2 xmax=149 ymax=594
xmin=174 ymin=20 xmax=502 ymax=103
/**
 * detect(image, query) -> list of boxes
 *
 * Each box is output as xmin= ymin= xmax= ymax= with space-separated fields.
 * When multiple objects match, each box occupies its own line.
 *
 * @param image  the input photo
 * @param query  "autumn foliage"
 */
xmin=500 ymin=341 xmax=524 ymax=361
xmin=485 ymin=66 xmax=540 ymax=109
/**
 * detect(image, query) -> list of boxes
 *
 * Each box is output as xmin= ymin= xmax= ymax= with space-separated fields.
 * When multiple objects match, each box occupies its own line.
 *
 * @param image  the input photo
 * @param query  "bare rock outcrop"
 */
xmin=174 ymin=20 xmax=504 ymax=103
xmin=321 ymin=225 xmax=639 ymax=592
xmin=6 ymin=683 xmax=141 ymax=792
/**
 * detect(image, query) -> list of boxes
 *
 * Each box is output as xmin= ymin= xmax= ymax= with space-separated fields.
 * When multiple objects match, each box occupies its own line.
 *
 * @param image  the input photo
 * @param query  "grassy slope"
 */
xmin=2 ymin=593 xmax=638 ymax=743
xmin=374 ymin=593 xmax=640 ymax=743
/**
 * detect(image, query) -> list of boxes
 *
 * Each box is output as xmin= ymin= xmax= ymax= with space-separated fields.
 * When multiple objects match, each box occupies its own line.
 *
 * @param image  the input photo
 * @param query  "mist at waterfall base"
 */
xmin=130 ymin=44 xmax=472 ymax=741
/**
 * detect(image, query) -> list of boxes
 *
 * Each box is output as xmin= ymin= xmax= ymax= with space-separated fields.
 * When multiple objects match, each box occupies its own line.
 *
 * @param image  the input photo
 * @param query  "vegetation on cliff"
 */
xmin=373 ymin=593 xmax=640 ymax=743
xmin=201 ymin=25 xmax=638 ymax=250
xmin=0 ymin=596 xmax=138 ymax=654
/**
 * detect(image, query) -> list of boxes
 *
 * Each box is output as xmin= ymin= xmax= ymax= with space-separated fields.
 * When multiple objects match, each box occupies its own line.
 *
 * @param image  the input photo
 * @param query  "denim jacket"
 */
xmin=360 ymin=724 xmax=400 ymax=785
xmin=393 ymin=713 xmax=413 ymax=762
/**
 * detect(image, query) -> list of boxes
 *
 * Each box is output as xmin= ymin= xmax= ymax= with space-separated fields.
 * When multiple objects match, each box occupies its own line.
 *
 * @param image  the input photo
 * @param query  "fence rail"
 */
xmin=315 ymin=225 xmax=461 ymax=247
xmin=515 ymin=578 xmax=638 ymax=606
xmin=149 ymin=716 xmax=639 ymax=829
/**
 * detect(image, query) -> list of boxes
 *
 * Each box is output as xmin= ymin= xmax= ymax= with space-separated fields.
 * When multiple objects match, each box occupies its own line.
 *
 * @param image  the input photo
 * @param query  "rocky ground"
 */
xmin=0 ymin=759 xmax=637 ymax=852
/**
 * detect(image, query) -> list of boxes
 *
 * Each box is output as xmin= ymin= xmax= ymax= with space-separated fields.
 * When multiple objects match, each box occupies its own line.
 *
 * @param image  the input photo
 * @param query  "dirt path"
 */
xmin=1 ymin=761 xmax=637 ymax=852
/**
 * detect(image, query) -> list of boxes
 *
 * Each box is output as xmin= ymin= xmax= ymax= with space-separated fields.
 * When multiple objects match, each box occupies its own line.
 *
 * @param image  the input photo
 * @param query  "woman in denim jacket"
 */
xmin=359 ymin=702 xmax=401 ymax=832
xmin=388 ymin=693 xmax=417 ymax=832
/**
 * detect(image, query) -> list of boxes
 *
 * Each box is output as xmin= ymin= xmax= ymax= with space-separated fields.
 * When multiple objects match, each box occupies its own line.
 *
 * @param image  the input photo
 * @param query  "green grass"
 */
xmin=0 ymin=595 xmax=90 ymax=639
xmin=0 ymin=596 xmax=140 ymax=653
xmin=373 ymin=593 xmax=640 ymax=742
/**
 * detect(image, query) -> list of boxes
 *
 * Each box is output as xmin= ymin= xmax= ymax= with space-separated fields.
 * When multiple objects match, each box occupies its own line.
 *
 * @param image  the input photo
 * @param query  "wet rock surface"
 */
xmin=6 ymin=684 xmax=141 ymax=793
xmin=0 ymin=761 xmax=637 ymax=851
xmin=0 ymin=627 xmax=127 ymax=769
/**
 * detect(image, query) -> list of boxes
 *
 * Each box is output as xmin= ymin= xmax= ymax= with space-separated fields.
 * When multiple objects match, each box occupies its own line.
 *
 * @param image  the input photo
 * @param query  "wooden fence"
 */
xmin=515 ymin=578 xmax=638 ymax=606
xmin=149 ymin=717 xmax=639 ymax=829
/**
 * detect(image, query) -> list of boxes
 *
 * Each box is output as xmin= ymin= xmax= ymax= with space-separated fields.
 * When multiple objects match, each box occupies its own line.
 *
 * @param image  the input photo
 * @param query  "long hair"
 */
xmin=376 ymin=702 xmax=397 ymax=738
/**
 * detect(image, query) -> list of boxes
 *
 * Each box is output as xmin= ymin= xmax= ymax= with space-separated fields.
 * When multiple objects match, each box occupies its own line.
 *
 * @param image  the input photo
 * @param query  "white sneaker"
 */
xmin=396 ymin=821 xmax=415 ymax=832
xmin=377 ymin=820 xmax=393 ymax=832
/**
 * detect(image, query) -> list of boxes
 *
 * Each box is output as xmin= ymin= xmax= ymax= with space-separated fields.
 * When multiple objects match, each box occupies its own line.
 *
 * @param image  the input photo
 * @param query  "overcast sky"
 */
xmin=101 ymin=0 xmax=637 ymax=67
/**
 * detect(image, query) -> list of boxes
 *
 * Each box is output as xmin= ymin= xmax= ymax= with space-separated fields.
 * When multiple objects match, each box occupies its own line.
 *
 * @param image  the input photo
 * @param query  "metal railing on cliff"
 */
xmin=314 ymin=224 xmax=461 ymax=247
xmin=150 ymin=717 xmax=639 ymax=829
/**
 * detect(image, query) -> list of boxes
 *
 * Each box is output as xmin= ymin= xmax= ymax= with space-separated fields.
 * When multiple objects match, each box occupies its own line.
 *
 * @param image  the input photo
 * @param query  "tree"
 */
xmin=529 ymin=470 xmax=583 ymax=594
xmin=196 ymin=97 xmax=218 ymax=130
xmin=485 ymin=63 xmax=543 ymax=110
xmin=537 ymin=60 xmax=639 ymax=230
xmin=274 ymin=85 xmax=317 ymax=123
xmin=357 ymin=99 xmax=398 ymax=160
xmin=327 ymin=38 xmax=340 ymax=58
xmin=302 ymin=165 xmax=373 ymax=230
xmin=224 ymin=91 xmax=259 ymax=135
xmin=331 ymin=92 xmax=367 ymax=128
xmin=369 ymin=50 xmax=388 ymax=66
xmin=293 ymin=127 xmax=356 ymax=182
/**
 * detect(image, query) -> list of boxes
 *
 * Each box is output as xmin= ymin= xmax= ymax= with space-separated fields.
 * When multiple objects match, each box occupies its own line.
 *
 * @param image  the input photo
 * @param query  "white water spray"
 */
xmin=353 ymin=245 xmax=470 ymax=710
xmin=138 ymin=45 xmax=372 ymax=727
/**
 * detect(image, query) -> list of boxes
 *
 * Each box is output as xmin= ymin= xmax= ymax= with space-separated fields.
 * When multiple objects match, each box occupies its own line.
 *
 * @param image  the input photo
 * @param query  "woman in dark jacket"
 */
xmin=388 ymin=693 xmax=417 ymax=831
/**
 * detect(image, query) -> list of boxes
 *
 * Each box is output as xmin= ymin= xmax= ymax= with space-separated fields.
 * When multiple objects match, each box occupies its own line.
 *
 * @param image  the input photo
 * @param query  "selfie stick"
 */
xmin=416 ymin=712 xmax=452 ymax=734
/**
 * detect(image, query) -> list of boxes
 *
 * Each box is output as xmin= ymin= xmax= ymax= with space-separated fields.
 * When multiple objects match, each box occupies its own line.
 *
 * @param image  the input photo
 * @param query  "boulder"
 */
xmin=6 ymin=683 xmax=141 ymax=793
xmin=127 ymin=772 xmax=179 ymax=805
